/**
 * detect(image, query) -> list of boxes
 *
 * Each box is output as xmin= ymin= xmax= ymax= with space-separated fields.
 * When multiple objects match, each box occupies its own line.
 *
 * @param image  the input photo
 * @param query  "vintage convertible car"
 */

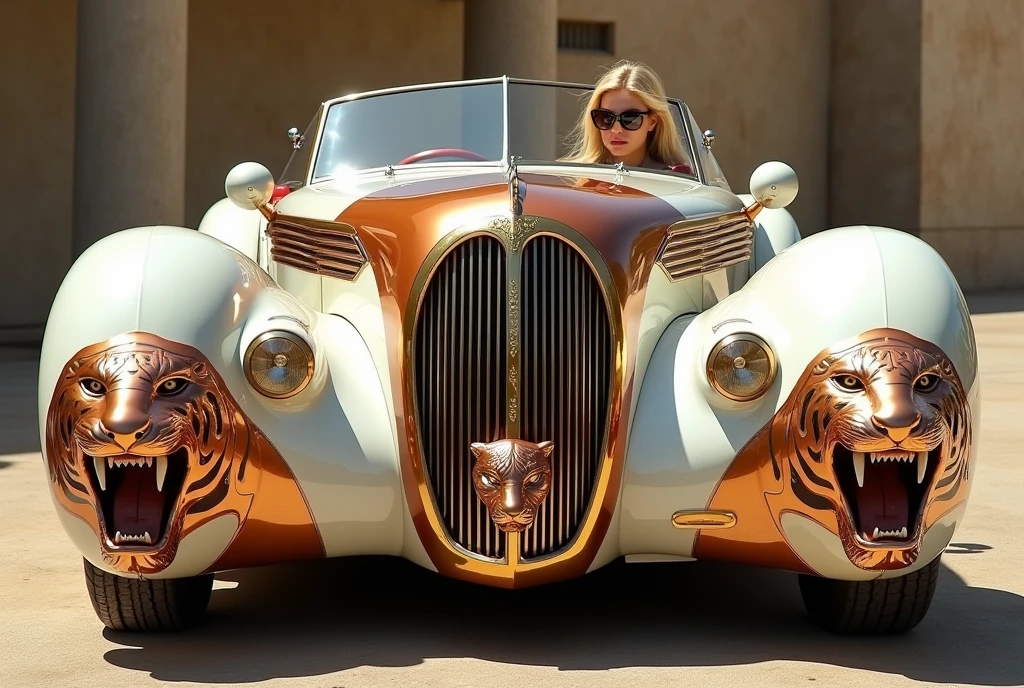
xmin=38 ymin=77 xmax=979 ymax=635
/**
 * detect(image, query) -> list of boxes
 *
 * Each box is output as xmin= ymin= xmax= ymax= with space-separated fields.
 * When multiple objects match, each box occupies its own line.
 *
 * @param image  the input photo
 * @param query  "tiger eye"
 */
xmin=157 ymin=378 xmax=190 ymax=395
xmin=833 ymin=374 xmax=863 ymax=391
xmin=80 ymin=378 xmax=106 ymax=396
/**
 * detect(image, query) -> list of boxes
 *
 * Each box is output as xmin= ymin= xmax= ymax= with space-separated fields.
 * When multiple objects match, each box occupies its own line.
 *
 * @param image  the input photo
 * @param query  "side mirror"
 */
xmin=225 ymin=162 xmax=276 ymax=220
xmin=745 ymin=162 xmax=798 ymax=221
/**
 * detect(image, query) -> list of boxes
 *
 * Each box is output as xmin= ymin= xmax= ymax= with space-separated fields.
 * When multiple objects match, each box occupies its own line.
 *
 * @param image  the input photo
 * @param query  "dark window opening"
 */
xmin=558 ymin=20 xmax=614 ymax=54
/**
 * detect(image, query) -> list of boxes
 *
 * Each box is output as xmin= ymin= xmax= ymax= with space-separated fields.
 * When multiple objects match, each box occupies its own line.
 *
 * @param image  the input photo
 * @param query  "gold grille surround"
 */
xmin=266 ymin=215 xmax=368 ymax=281
xmin=405 ymin=217 xmax=622 ymax=575
xmin=657 ymin=211 xmax=754 ymax=281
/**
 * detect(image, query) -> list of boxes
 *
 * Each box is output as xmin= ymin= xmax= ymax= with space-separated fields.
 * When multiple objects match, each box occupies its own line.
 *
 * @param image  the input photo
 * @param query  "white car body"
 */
xmin=37 ymin=78 xmax=979 ymax=632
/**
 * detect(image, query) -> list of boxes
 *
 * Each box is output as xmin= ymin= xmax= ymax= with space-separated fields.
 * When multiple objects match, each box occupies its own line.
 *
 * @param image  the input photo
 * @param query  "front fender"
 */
xmin=621 ymin=225 xmax=979 ymax=580
xmin=197 ymin=197 xmax=266 ymax=265
xmin=38 ymin=226 xmax=405 ymax=579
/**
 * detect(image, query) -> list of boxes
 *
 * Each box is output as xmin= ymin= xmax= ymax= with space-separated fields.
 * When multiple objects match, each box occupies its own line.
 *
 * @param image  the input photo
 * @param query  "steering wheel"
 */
xmin=397 ymin=148 xmax=488 ymax=165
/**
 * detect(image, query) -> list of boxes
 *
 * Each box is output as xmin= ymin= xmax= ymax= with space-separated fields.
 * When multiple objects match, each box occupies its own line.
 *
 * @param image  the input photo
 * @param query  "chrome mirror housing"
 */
xmin=225 ymin=162 xmax=276 ymax=219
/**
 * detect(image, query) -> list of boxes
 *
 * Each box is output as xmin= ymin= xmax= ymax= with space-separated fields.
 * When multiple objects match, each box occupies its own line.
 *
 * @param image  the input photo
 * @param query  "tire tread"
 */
xmin=799 ymin=557 xmax=941 ymax=634
xmin=83 ymin=559 xmax=213 ymax=632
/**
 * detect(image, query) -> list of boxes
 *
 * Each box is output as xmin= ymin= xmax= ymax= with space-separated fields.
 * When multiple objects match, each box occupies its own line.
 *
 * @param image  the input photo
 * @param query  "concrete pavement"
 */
xmin=1 ymin=292 xmax=1022 ymax=688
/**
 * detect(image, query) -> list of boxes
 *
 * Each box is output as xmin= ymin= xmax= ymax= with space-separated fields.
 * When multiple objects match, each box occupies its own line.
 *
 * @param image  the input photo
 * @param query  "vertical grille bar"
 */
xmin=414 ymin=236 xmax=506 ymax=559
xmin=520 ymin=236 xmax=612 ymax=560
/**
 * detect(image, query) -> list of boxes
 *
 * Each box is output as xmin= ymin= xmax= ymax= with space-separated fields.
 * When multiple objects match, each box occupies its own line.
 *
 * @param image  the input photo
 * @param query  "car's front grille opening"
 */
xmin=414 ymin=236 xmax=507 ymax=560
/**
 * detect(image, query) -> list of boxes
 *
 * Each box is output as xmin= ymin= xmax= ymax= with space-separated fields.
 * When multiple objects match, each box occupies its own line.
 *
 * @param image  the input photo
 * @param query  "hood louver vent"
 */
xmin=267 ymin=216 xmax=368 ymax=281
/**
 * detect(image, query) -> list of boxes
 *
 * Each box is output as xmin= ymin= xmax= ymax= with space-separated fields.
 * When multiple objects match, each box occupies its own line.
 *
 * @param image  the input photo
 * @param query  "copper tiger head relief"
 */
xmin=44 ymin=334 xmax=266 ymax=576
xmin=761 ymin=329 xmax=972 ymax=571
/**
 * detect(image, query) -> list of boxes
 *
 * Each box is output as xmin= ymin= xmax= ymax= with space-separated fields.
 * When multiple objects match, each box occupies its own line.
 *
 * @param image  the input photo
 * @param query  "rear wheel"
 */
xmin=798 ymin=556 xmax=940 ymax=634
xmin=84 ymin=559 xmax=214 ymax=632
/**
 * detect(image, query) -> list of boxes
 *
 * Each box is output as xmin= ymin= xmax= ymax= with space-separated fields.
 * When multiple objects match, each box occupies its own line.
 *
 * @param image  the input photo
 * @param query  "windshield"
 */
xmin=310 ymin=80 xmax=701 ymax=182
xmin=312 ymin=83 xmax=505 ymax=181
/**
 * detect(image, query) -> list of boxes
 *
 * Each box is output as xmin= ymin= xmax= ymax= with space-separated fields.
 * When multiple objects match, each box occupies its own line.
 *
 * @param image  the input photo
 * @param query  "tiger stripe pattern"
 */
xmin=696 ymin=328 xmax=973 ymax=573
xmin=44 ymin=333 xmax=323 ymax=576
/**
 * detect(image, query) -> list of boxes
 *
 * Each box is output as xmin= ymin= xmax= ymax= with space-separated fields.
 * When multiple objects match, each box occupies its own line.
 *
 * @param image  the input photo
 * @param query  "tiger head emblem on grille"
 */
xmin=470 ymin=439 xmax=554 ymax=532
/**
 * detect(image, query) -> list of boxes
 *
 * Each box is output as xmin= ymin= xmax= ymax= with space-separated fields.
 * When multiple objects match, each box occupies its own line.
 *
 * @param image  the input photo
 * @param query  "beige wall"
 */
xmin=184 ymin=0 xmax=464 ymax=228
xmin=829 ymin=0 xmax=922 ymax=234
xmin=1 ymin=0 xmax=77 ymax=336
xmin=557 ymin=0 xmax=831 ymax=236
xmin=919 ymin=0 xmax=1024 ymax=290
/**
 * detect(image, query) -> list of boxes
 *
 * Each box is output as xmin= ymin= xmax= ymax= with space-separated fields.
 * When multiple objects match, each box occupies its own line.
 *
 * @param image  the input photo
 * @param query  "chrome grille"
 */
xmin=267 ymin=218 xmax=367 ymax=281
xmin=414 ymin=236 xmax=507 ymax=559
xmin=413 ymin=233 xmax=612 ymax=561
xmin=519 ymin=236 xmax=611 ymax=560
xmin=657 ymin=214 xmax=753 ymax=281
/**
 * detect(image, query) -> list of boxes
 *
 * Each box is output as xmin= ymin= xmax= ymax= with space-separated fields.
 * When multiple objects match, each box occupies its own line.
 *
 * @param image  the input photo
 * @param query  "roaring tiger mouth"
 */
xmin=82 ymin=447 xmax=189 ymax=550
xmin=833 ymin=445 xmax=942 ymax=546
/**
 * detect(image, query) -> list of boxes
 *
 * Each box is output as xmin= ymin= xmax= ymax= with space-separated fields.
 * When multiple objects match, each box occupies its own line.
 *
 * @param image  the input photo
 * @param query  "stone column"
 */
xmin=73 ymin=0 xmax=188 ymax=257
xmin=916 ymin=0 xmax=1024 ymax=290
xmin=829 ymin=0 xmax=922 ymax=236
xmin=463 ymin=0 xmax=557 ymax=80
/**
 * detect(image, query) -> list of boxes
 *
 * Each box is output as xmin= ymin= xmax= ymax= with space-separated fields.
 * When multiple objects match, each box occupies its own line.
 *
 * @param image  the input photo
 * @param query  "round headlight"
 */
xmin=244 ymin=331 xmax=314 ymax=399
xmin=706 ymin=333 xmax=776 ymax=402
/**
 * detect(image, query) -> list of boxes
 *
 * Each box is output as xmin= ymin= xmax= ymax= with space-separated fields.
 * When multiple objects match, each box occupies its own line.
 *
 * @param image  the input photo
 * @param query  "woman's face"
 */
xmin=594 ymin=88 xmax=657 ymax=163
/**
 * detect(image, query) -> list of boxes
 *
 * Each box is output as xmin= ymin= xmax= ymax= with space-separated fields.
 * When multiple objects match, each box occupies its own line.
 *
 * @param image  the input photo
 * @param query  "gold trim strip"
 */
xmin=507 ymin=265 xmax=521 ymax=437
xmin=488 ymin=215 xmax=540 ymax=438
xmin=672 ymin=510 xmax=737 ymax=529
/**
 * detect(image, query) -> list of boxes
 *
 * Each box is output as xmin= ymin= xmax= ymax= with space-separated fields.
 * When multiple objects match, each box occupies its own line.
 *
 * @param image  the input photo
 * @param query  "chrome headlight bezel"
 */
xmin=706 ymin=332 xmax=777 ymax=402
xmin=243 ymin=330 xmax=315 ymax=399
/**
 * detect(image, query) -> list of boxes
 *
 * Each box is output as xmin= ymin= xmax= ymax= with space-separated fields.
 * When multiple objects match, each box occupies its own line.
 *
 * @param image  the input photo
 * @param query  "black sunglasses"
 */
xmin=590 ymin=108 xmax=651 ymax=131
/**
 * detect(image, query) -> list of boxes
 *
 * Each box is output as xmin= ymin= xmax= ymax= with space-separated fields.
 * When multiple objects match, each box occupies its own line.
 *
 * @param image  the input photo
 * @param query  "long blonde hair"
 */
xmin=562 ymin=60 xmax=689 ymax=167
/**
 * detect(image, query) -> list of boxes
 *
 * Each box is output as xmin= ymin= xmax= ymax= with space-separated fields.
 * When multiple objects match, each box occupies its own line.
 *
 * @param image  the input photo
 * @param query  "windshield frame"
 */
xmin=300 ymin=76 xmax=708 ymax=186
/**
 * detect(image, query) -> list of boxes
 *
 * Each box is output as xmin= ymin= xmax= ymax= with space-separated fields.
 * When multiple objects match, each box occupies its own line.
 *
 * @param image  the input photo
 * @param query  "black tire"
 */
xmin=798 ymin=556 xmax=941 ymax=634
xmin=83 ymin=558 xmax=214 ymax=632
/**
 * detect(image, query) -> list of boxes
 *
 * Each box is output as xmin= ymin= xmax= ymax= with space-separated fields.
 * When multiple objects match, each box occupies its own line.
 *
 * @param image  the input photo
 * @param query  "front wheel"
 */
xmin=798 ymin=556 xmax=941 ymax=634
xmin=84 ymin=559 xmax=214 ymax=632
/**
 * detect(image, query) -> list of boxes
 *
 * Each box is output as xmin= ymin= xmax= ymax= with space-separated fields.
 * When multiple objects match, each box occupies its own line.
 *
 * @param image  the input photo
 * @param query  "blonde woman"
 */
xmin=563 ymin=60 xmax=693 ymax=173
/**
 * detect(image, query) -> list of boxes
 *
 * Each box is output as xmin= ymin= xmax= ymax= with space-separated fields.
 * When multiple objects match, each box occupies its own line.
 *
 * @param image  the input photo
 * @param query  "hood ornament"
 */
xmin=507 ymin=155 xmax=523 ymax=215
xmin=613 ymin=161 xmax=629 ymax=186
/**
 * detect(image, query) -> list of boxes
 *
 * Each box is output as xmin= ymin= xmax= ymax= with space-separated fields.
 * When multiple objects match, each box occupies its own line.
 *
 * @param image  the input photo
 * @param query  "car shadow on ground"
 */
xmin=966 ymin=289 xmax=1024 ymax=315
xmin=102 ymin=547 xmax=1024 ymax=685
xmin=0 ymin=345 xmax=41 ymax=455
